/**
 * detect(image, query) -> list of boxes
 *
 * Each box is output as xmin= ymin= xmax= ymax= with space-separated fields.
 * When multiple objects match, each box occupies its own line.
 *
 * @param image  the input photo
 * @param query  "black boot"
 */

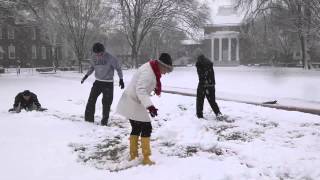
xmin=101 ymin=118 xmax=108 ymax=126
xmin=197 ymin=113 xmax=204 ymax=119
xmin=85 ymin=106 xmax=95 ymax=123
xmin=101 ymin=105 xmax=110 ymax=126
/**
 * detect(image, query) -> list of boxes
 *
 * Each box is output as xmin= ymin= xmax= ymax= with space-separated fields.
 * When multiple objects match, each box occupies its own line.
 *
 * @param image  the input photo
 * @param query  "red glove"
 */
xmin=147 ymin=106 xmax=158 ymax=117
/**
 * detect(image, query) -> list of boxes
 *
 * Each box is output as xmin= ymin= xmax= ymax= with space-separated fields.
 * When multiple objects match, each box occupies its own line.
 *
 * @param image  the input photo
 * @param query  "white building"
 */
xmin=202 ymin=0 xmax=245 ymax=66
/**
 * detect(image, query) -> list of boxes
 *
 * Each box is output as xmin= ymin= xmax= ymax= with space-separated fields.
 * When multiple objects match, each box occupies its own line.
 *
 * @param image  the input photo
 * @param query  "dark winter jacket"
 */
xmin=196 ymin=55 xmax=216 ymax=87
xmin=13 ymin=92 xmax=41 ymax=108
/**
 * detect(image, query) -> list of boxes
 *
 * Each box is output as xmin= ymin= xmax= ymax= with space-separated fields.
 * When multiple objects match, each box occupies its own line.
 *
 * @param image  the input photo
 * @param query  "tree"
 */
xmin=140 ymin=25 xmax=187 ymax=62
xmin=241 ymin=7 xmax=298 ymax=65
xmin=115 ymin=0 xmax=208 ymax=68
xmin=237 ymin=0 xmax=317 ymax=69
xmin=50 ymin=0 xmax=103 ymax=73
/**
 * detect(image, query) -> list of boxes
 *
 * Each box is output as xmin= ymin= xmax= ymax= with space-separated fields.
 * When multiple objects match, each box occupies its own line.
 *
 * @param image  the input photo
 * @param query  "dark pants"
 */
xmin=85 ymin=81 xmax=113 ymax=125
xmin=130 ymin=119 xmax=152 ymax=137
xmin=196 ymin=84 xmax=221 ymax=117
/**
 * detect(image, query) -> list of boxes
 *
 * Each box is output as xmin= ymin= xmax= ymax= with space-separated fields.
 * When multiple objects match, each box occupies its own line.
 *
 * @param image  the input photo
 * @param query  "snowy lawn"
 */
xmin=19 ymin=66 xmax=320 ymax=109
xmin=162 ymin=66 xmax=320 ymax=109
xmin=0 ymin=69 xmax=320 ymax=180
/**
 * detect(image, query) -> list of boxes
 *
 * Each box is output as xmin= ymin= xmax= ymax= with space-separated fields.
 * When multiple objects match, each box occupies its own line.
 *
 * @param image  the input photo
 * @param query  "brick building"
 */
xmin=0 ymin=16 xmax=63 ymax=68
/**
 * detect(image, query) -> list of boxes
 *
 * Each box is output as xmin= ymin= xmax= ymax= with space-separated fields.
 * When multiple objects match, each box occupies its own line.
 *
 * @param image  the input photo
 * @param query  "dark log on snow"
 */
xmin=162 ymin=90 xmax=320 ymax=116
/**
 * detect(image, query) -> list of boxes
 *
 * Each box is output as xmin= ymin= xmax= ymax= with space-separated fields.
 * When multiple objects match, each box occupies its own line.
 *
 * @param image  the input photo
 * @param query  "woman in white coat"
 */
xmin=116 ymin=53 xmax=173 ymax=165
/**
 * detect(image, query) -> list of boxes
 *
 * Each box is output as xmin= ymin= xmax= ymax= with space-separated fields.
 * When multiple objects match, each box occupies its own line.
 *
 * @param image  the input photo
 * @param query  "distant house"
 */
xmin=203 ymin=3 xmax=244 ymax=66
xmin=0 ymin=16 xmax=63 ymax=68
xmin=181 ymin=1 xmax=244 ymax=66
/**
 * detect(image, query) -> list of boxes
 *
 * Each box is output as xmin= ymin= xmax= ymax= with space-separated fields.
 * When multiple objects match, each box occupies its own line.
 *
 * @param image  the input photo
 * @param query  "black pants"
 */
xmin=196 ymin=84 xmax=221 ymax=116
xmin=130 ymin=119 xmax=152 ymax=137
xmin=85 ymin=81 xmax=113 ymax=124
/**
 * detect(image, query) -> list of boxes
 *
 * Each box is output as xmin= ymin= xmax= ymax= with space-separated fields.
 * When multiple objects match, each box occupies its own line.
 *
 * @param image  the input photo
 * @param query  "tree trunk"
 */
xmin=305 ymin=2 xmax=312 ymax=70
xmin=300 ymin=34 xmax=311 ymax=70
xmin=131 ymin=46 xmax=138 ymax=68
xmin=304 ymin=37 xmax=311 ymax=70
xmin=51 ymin=47 xmax=55 ymax=66
xmin=300 ymin=35 xmax=306 ymax=68
xmin=78 ymin=59 xmax=83 ymax=73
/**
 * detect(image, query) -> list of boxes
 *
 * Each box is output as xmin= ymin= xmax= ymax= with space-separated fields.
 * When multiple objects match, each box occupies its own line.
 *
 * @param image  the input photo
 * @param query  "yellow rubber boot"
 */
xmin=141 ymin=137 xmax=155 ymax=165
xmin=129 ymin=135 xmax=139 ymax=160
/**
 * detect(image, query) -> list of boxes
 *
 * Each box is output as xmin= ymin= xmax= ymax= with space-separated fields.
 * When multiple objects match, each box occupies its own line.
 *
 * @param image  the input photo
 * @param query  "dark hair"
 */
xmin=92 ymin=42 xmax=105 ymax=53
xmin=22 ymin=90 xmax=31 ymax=96
xmin=197 ymin=54 xmax=206 ymax=61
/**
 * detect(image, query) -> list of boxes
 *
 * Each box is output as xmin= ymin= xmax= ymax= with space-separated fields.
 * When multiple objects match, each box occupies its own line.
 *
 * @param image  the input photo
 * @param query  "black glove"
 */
xmin=147 ymin=105 xmax=158 ymax=117
xmin=37 ymin=107 xmax=48 ymax=111
xmin=81 ymin=75 xmax=88 ymax=84
xmin=9 ymin=107 xmax=20 ymax=113
xmin=119 ymin=79 xmax=125 ymax=89
xmin=8 ymin=108 xmax=15 ymax=112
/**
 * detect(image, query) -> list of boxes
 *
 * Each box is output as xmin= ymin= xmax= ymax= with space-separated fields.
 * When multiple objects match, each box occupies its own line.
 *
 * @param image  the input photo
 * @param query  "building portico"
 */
xmin=208 ymin=31 xmax=240 ymax=65
xmin=202 ymin=2 xmax=244 ymax=66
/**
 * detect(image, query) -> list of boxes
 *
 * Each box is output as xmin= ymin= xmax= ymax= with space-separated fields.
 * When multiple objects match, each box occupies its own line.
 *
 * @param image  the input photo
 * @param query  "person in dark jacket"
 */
xmin=9 ymin=90 xmax=46 ymax=113
xmin=196 ymin=54 xmax=222 ymax=119
xmin=81 ymin=42 xmax=124 ymax=126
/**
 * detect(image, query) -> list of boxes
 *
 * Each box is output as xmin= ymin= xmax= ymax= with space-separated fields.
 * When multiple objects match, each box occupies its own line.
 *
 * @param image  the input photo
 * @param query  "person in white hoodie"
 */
xmin=116 ymin=53 xmax=173 ymax=165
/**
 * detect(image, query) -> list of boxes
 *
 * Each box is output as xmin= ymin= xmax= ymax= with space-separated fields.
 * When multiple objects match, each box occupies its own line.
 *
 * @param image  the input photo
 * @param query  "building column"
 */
xmin=236 ymin=37 xmax=240 ymax=61
xmin=211 ymin=37 xmax=214 ymax=62
xmin=228 ymin=37 xmax=231 ymax=61
xmin=219 ymin=37 xmax=222 ymax=61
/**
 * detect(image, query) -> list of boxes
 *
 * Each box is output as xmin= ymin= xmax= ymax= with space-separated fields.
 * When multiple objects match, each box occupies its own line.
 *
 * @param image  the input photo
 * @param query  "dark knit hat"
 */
xmin=92 ymin=42 xmax=105 ymax=53
xmin=197 ymin=54 xmax=206 ymax=61
xmin=158 ymin=53 xmax=173 ymax=72
xmin=22 ymin=90 xmax=31 ymax=96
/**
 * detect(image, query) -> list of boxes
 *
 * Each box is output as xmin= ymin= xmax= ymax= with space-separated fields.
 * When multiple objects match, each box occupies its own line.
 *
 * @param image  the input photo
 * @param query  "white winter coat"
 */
xmin=116 ymin=62 xmax=156 ymax=122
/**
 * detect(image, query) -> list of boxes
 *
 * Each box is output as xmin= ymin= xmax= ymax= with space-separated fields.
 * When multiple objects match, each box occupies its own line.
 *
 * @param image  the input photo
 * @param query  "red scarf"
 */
xmin=149 ymin=60 xmax=162 ymax=96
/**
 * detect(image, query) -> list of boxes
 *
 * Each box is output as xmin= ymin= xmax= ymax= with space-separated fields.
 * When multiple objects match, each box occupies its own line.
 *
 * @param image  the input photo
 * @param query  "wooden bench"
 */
xmin=309 ymin=62 xmax=320 ymax=69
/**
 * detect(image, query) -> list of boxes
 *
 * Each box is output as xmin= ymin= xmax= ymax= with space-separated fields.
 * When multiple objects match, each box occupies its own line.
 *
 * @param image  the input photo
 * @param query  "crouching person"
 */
xmin=9 ymin=90 xmax=46 ymax=113
xmin=116 ymin=53 xmax=173 ymax=165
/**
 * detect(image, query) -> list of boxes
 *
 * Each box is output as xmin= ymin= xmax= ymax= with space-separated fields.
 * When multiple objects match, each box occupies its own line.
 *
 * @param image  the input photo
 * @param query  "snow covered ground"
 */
xmin=48 ymin=66 xmax=320 ymax=109
xmin=1 ymin=67 xmax=320 ymax=180
xmin=162 ymin=66 xmax=320 ymax=109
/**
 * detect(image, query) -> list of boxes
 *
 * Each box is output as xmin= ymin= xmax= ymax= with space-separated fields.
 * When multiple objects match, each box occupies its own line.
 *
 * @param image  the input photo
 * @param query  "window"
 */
xmin=32 ymin=28 xmax=36 ymax=40
xmin=32 ymin=45 xmax=37 ymax=59
xmin=8 ymin=44 xmax=15 ymax=59
xmin=8 ymin=27 xmax=14 ymax=39
xmin=41 ymin=46 xmax=46 ymax=59
xmin=0 ymin=28 xmax=2 ymax=39
xmin=0 ymin=46 xmax=4 ymax=59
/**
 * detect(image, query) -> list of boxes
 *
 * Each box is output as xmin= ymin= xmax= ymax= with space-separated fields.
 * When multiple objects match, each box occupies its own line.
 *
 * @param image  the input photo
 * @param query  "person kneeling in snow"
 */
xmin=116 ymin=53 xmax=173 ymax=165
xmin=9 ymin=90 xmax=46 ymax=113
xmin=196 ymin=54 xmax=223 ymax=120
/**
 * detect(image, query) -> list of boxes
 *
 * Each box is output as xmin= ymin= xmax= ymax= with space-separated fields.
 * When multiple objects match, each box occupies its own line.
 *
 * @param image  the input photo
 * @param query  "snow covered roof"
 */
xmin=180 ymin=39 xmax=201 ymax=45
xmin=206 ymin=0 xmax=245 ymax=26
xmin=210 ymin=30 xmax=240 ymax=35
xmin=15 ymin=10 xmax=38 ymax=25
